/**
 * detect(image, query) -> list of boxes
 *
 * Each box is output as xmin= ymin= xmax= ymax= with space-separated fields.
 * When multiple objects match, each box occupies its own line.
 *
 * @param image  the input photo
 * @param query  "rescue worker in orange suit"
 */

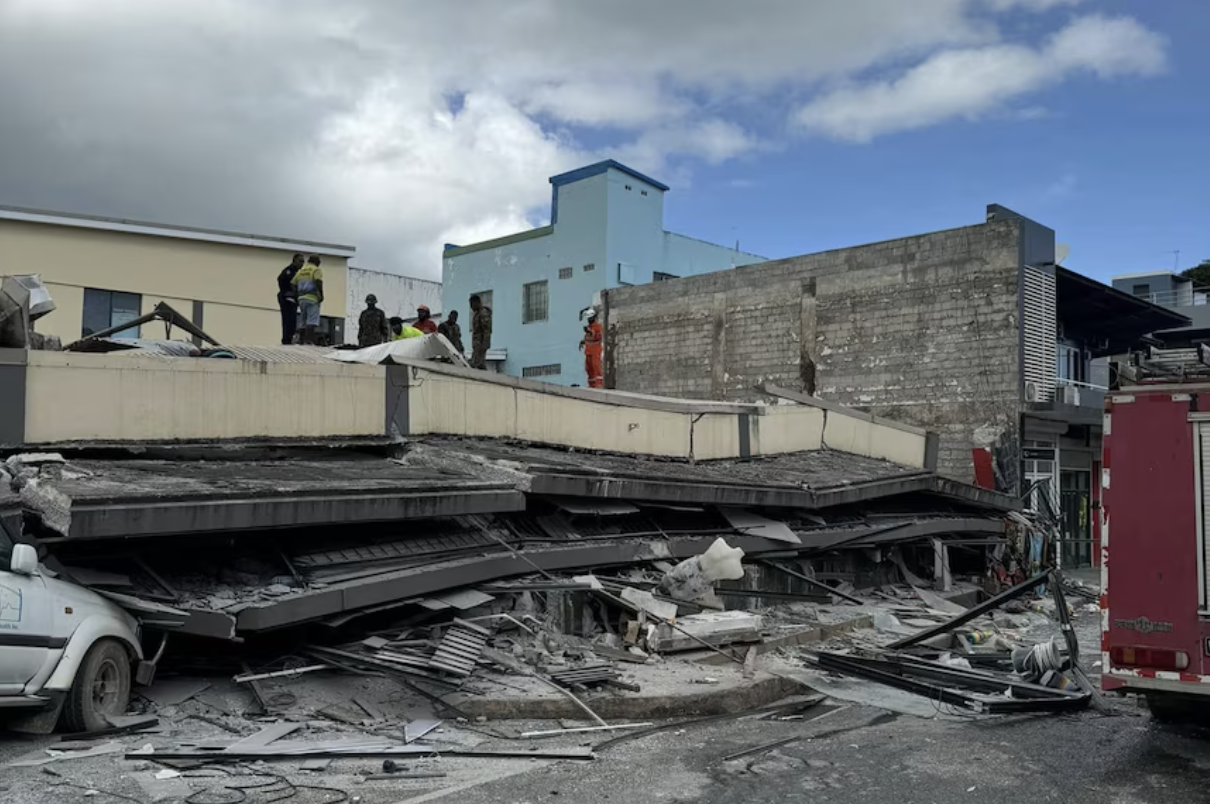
xmin=579 ymin=309 xmax=604 ymax=388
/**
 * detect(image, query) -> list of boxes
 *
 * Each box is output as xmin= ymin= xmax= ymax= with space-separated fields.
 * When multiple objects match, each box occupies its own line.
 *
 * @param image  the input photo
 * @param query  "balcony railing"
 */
xmin=1133 ymin=288 xmax=1210 ymax=308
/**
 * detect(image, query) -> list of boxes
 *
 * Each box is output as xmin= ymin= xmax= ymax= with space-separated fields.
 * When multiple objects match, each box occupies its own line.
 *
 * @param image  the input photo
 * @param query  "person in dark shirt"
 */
xmin=277 ymin=253 xmax=304 ymax=344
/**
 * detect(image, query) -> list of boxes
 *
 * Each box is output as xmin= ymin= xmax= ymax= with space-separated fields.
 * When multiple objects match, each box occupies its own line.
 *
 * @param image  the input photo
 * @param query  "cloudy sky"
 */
xmin=1 ymin=0 xmax=1205 ymax=281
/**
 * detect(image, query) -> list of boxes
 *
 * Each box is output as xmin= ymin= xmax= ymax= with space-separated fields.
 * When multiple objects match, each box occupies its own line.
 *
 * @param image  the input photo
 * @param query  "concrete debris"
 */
xmin=650 ymin=611 xmax=763 ymax=653
xmin=19 ymin=477 xmax=72 ymax=537
xmin=619 ymin=587 xmax=678 ymax=621
xmin=657 ymin=538 xmax=745 ymax=601
xmin=5 ymin=452 xmax=66 ymax=472
xmin=7 ymin=741 xmax=125 ymax=767
xmin=141 ymin=678 xmax=211 ymax=707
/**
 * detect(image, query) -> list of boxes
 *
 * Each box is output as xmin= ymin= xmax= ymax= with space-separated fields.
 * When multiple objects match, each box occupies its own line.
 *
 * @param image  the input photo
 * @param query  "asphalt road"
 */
xmin=1 ymin=692 xmax=1206 ymax=803
xmin=442 ymin=704 xmax=1210 ymax=804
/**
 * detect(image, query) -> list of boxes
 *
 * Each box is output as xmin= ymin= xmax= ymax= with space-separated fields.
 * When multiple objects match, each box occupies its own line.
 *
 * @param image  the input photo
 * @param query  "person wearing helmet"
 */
xmin=415 ymin=305 xmax=438 ymax=335
xmin=358 ymin=293 xmax=389 ymax=347
xmin=579 ymin=308 xmax=604 ymax=388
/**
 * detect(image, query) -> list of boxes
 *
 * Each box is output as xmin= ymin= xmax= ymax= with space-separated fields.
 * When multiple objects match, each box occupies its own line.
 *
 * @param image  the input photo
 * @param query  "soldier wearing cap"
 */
xmin=358 ymin=294 xmax=389 ymax=347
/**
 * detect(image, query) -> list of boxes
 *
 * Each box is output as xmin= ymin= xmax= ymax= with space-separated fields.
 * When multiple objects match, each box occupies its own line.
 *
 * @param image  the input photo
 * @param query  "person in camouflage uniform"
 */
xmin=438 ymin=309 xmax=465 ymax=353
xmin=357 ymin=294 xmax=389 ymax=347
xmin=469 ymin=294 xmax=492 ymax=369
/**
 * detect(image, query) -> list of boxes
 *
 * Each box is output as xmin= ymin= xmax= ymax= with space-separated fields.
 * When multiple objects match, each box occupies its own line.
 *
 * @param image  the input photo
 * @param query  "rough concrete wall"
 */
xmin=607 ymin=219 xmax=1023 ymax=483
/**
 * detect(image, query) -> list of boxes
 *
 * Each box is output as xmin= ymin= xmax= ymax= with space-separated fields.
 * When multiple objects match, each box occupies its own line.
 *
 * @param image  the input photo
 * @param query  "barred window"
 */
xmin=558 ymin=267 xmax=573 ymax=280
xmin=583 ymin=263 xmax=595 ymax=273
xmin=522 ymin=281 xmax=549 ymax=323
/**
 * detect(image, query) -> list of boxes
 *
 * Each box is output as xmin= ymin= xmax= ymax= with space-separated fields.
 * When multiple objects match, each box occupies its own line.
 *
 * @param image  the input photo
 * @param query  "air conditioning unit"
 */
xmin=1024 ymin=381 xmax=1040 ymax=402
xmin=1058 ymin=385 xmax=1080 ymax=406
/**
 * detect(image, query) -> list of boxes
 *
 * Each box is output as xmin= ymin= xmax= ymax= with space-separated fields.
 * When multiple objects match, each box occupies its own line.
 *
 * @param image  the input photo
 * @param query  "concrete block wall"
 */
xmin=607 ymin=219 xmax=1024 ymax=482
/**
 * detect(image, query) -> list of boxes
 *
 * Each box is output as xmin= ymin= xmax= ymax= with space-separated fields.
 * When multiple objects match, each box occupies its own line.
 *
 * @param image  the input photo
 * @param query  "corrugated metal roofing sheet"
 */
xmin=214 ymin=345 xmax=337 ymax=364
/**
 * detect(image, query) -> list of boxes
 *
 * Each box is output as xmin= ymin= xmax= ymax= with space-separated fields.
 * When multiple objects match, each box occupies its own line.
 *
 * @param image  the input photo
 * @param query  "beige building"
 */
xmin=0 ymin=206 xmax=354 ymax=346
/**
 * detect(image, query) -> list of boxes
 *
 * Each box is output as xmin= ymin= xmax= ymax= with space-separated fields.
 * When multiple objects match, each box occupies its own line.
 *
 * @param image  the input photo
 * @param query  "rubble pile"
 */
xmin=1 ymin=517 xmax=1108 ymax=801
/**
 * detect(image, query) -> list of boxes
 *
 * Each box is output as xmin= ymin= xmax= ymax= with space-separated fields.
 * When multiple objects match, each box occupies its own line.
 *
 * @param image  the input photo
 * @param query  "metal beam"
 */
xmin=815 ymin=652 xmax=1088 ymax=714
xmin=66 ymin=301 xmax=220 ymax=349
xmin=886 ymin=570 xmax=1051 ymax=650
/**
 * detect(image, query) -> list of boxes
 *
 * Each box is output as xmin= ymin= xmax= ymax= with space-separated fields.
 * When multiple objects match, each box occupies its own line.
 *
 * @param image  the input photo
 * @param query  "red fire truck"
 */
xmin=1101 ymin=346 xmax=1210 ymax=714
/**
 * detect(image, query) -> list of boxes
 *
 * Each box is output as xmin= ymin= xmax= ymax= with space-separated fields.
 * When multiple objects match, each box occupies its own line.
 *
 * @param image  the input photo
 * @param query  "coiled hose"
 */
xmin=1012 ymin=635 xmax=1067 ymax=681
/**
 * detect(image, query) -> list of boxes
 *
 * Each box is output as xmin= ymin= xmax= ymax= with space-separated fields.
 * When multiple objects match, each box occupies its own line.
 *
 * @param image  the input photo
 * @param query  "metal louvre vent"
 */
xmin=1022 ymin=266 xmax=1057 ymax=402
xmin=522 ymin=363 xmax=561 ymax=378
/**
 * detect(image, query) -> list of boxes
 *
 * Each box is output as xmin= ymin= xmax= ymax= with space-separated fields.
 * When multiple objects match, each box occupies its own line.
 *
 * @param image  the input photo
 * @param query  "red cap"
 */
xmin=417 ymin=305 xmax=430 ymax=313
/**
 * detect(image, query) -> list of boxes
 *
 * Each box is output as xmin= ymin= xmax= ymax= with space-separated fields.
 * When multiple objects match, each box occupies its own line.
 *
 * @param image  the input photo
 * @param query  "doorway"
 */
xmin=1060 ymin=469 xmax=1093 ymax=568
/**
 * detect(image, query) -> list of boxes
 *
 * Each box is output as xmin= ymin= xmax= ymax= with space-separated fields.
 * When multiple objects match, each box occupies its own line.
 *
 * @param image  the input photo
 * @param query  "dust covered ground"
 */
xmin=1 ymin=589 xmax=1207 ymax=804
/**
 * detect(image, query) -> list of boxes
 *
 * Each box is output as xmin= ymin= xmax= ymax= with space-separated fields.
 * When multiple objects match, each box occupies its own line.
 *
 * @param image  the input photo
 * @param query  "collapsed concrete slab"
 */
xmin=411 ymin=438 xmax=1017 ymax=513
xmin=29 ymin=459 xmax=525 ymax=540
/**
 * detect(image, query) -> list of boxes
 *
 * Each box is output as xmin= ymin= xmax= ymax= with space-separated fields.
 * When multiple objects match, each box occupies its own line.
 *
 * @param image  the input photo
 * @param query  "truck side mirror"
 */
xmin=9 ymin=544 xmax=37 ymax=576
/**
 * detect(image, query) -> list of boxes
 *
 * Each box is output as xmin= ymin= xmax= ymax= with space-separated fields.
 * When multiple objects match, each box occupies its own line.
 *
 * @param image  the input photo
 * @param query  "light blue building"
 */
xmin=441 ymin=160 xmax=767 ymax=385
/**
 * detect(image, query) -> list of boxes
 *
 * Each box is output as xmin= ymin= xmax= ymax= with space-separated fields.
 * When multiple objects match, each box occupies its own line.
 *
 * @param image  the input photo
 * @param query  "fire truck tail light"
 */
xmin=1110 ymin=646 xmax=1190 ymax=671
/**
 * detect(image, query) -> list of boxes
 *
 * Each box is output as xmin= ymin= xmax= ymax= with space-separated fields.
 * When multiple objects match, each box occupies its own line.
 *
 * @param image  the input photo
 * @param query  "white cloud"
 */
xmin=796 ymin=15 xmax=1167 ymax=143
xmin=0 ymin=2 xmax=1169 ymax=278
xmin=983 ymin=0 xmax=1086 ymax=10
xmin=1044 ymin=173 xmax=1077 ymax=198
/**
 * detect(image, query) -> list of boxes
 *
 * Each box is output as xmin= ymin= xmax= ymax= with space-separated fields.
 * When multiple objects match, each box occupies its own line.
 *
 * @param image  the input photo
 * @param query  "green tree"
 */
xmin=1180 ymin=260 xmax=1210 ymax=287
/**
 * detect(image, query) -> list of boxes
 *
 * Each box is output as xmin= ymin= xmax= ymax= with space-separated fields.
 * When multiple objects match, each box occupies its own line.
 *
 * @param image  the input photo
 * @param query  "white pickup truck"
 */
xmin=0 ymin=531 xmax=163 ymax=733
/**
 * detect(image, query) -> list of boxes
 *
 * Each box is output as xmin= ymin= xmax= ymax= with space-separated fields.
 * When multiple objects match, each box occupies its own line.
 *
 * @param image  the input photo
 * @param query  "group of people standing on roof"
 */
xmin=355 ymin=296 xmax=443 ymax=346
xmin=354 ymin=291 xmax=494 ymax=370
xmin=277 ymin=253 xmax=326 ymax=345
xmin=276 ymin=254 xmax=493 ymax=366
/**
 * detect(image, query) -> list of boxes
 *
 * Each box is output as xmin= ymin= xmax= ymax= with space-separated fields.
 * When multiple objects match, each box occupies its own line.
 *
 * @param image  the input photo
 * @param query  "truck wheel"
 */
xmin=1146 ymin=693 xmax=1210 ymax=724
xmin=61 ymin=639 xmax=132 ymax=733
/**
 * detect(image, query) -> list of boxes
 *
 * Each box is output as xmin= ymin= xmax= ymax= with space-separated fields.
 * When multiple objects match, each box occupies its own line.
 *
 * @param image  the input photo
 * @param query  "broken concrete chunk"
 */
xmin=619 ymin=587 xmax=677 ymax=621
xmin=657 ymin=538 xmax=745 ymax=602
xmin=649 ymin=611 xmax=763 ymax=654
xmin=19 ymin=478 xmax=71 ymax=537
xmin=5 ymin=453 xmax=66 ymax=472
